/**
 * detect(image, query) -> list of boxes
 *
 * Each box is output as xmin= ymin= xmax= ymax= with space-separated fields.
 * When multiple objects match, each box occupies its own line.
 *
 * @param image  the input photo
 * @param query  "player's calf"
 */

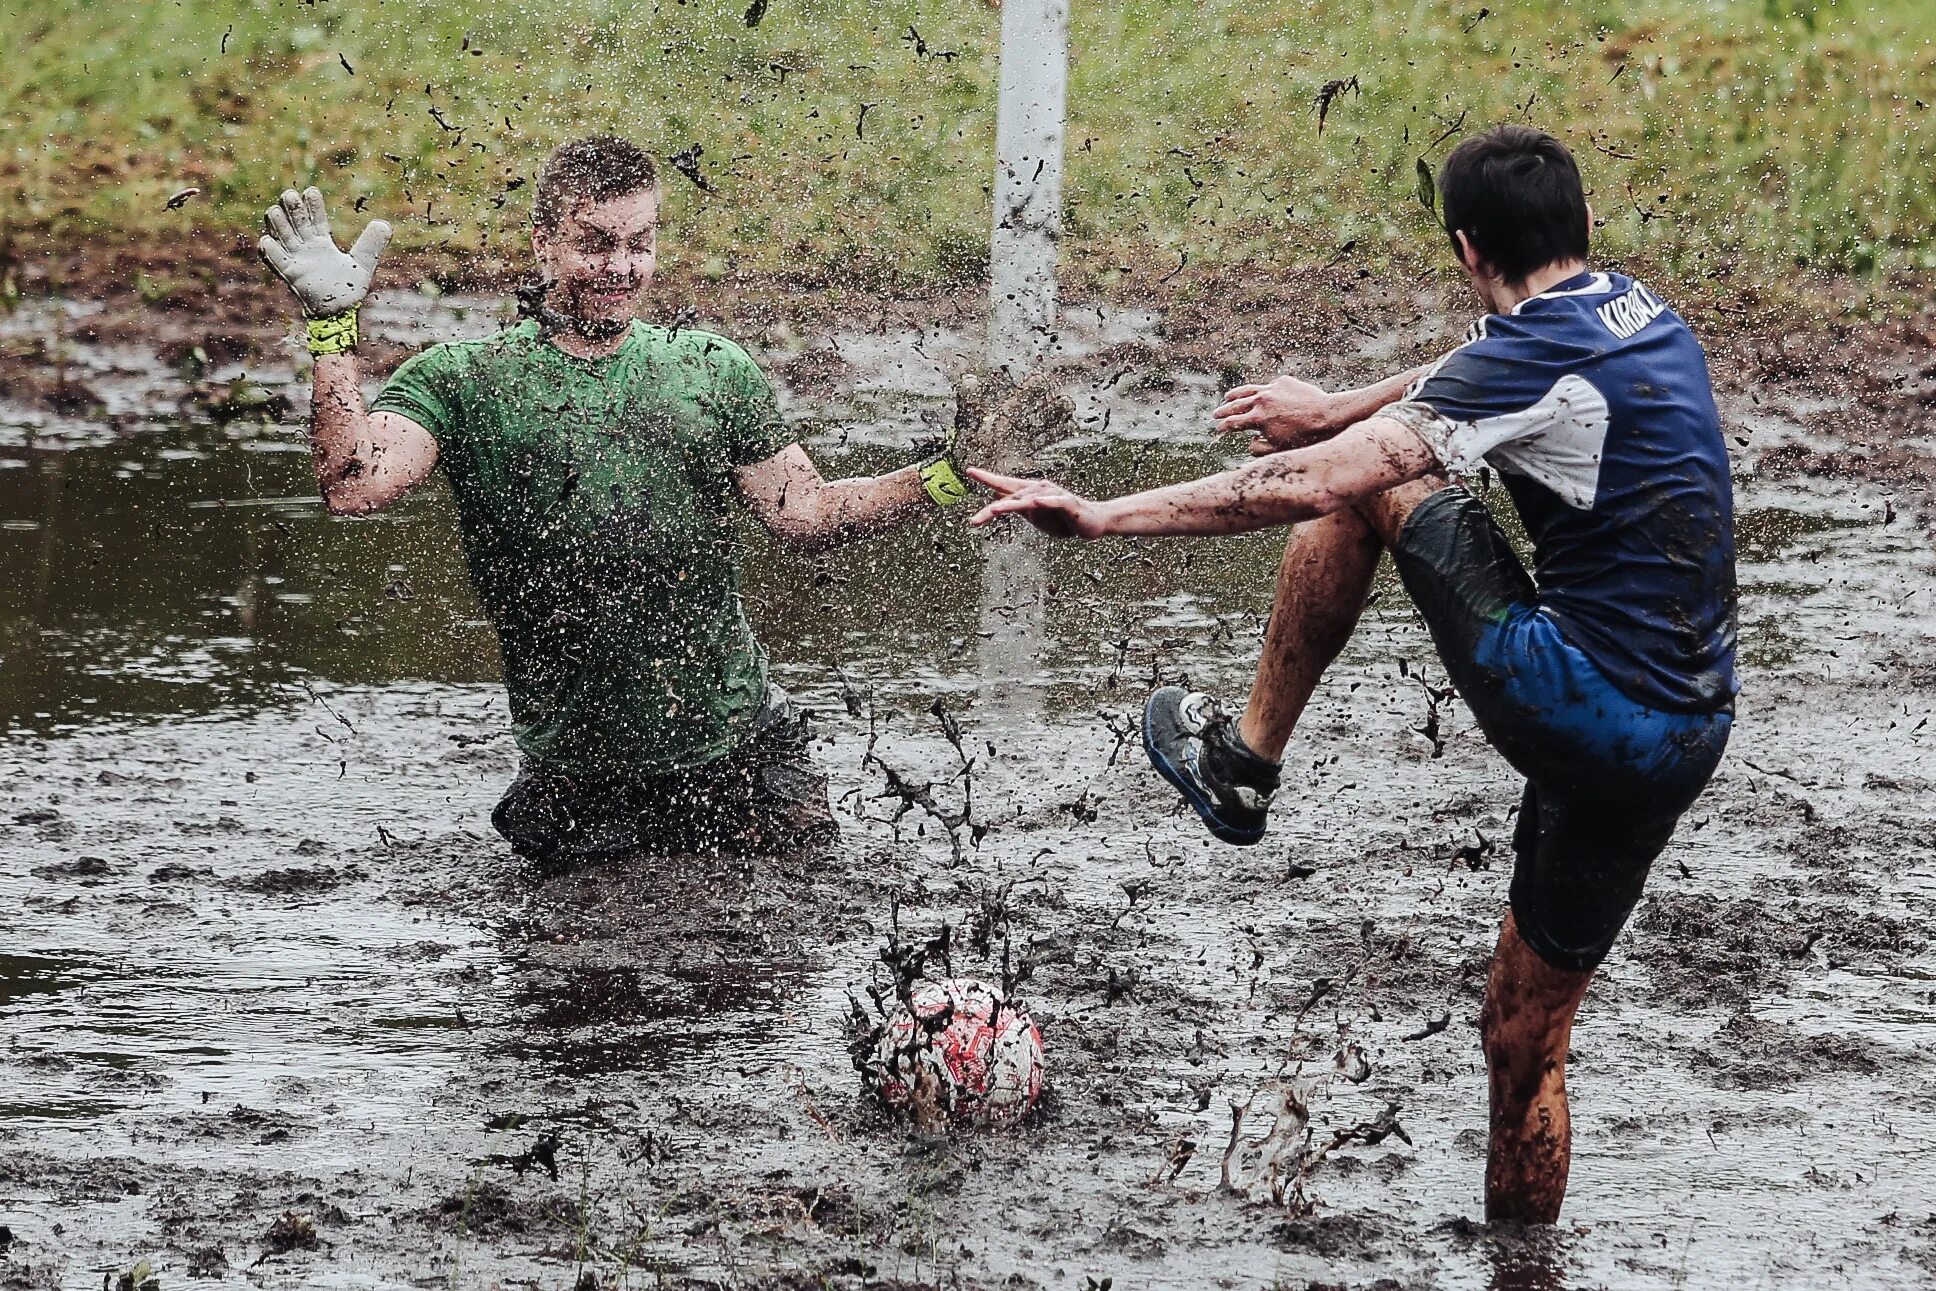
xmin=1481 ymin=910 xmax=1594 ymax=1224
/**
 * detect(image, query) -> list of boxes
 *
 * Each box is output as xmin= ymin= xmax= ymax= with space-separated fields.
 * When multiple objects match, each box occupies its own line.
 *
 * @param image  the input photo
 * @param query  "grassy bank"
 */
xmin=3 ymin=0 xmax=1932 ymax=292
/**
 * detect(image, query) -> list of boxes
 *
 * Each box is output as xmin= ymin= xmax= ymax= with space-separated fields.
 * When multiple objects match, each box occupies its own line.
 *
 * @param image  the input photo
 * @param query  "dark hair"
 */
xmin=532 ymin=136 xmax=658 ymax=230
xmin=1436 ymin=126 xmax=1589 ymax=284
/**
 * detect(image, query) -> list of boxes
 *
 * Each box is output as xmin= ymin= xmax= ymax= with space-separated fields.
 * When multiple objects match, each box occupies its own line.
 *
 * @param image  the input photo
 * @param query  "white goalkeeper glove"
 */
xmin=258 ymin=186 xmax=391 ymax=354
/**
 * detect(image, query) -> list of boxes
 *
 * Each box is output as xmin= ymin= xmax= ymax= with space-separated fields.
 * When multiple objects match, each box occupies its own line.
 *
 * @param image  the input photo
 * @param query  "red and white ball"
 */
xmin=866 ymin=978 xmax=1044 ymax=1123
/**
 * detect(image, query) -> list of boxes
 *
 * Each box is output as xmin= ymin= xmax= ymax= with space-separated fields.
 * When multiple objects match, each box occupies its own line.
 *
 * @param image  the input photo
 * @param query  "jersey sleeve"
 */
xmin=1386 ymin=327 xmax=1612 ymax=510
xmin=371 ymin=342 xmax=468 ymax=448
xmin=1388 ymin=329 xmax=1571 ymax=476
xmin=705 ymin=340 xmax=793 ymax=468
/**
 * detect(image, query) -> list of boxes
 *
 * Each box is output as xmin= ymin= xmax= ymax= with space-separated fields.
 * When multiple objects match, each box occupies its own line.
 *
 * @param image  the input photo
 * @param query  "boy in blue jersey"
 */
xmin=966 ymin=126 xmax=1736 ymax=1223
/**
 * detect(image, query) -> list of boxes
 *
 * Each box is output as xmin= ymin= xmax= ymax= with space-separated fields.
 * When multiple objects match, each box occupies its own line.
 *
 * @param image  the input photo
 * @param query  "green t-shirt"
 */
xmin=372 ymin=318 xmax=792 ymax=776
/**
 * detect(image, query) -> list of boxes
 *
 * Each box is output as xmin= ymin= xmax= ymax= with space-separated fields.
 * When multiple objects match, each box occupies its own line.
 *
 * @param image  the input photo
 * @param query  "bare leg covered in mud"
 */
xmin=1236 ymin=507 xmax=1383 ymax=759
xmin=1482 ymin=909 xmax=1593 ymax=1223
xmin=1237 ymin=476 xmax=1445 ymax=759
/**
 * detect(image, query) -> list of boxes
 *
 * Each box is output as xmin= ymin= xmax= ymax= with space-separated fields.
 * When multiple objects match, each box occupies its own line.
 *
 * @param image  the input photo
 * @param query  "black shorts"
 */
xmin=1390 ymin=487 xmax=1732 ymax=972
xmin=492 ymin=687 xmax=836 ymax=868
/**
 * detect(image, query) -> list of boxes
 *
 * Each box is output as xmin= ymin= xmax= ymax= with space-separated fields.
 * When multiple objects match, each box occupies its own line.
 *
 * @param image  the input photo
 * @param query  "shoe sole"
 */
xmin=1142 ymin=695 xmax=1266 ymax=847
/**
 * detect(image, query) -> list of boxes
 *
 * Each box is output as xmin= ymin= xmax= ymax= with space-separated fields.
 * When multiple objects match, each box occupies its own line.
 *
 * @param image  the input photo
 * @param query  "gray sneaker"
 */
xmin=1142 ymin=687 xmax=1281 ymax=845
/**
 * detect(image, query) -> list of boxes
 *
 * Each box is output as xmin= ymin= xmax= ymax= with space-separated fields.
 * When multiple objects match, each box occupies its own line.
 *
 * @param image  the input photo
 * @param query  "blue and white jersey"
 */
xmin=1389 ymin=270 xmax=1737 ymax=712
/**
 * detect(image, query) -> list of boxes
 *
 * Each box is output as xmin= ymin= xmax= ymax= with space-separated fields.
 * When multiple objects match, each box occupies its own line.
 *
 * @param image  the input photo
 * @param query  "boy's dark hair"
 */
xmin=1436 ymin=126 xmax=1589 ymax=284
xmin=533 ymin=136 xmax=658 ymax=230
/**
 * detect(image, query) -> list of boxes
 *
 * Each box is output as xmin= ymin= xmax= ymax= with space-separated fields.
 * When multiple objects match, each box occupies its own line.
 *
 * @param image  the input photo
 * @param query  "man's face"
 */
xmin=532 ymin=188 xmax=659 ymax=335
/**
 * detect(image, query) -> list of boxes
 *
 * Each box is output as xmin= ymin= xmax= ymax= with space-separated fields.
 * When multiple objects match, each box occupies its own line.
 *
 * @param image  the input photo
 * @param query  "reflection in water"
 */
xmin=509 ymin=955 xmax=816 ymax=1078
xmin=0 ymin=950 xmax=97 ymax=1009
xmin=495 ymin=850 xmax=834 ymax=1080
xmin=0 ymin=422 xmax=1298 ymax=733
xmin=975 ymin=526 xmax=1049 ymax=717
xmin=0 ymin=427 xmax=495 ymax=728
xmin=1484 ymin=1224 xmax=1572 ymax=1291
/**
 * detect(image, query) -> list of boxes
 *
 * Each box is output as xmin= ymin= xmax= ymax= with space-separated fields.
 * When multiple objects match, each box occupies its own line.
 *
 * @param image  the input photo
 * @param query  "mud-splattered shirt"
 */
xmin=1386 ymin=271 xmax=1737 ymax=713
xmin=373 ymin=319 xmax=791 ymax=775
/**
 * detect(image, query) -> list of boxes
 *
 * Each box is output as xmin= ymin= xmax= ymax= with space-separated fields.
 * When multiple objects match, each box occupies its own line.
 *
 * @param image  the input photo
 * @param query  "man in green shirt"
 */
xmin=259 ymin=136 xmax=984 ymax=872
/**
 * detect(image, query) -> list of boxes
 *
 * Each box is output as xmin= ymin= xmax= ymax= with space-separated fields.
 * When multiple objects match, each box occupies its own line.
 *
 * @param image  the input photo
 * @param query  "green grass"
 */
xmin=3 ymin=0 xmax=1932 ymax=289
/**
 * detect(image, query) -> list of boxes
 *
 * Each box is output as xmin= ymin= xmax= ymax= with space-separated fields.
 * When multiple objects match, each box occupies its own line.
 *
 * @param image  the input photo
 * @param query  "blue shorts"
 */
xmin=1392 ymin=487 xmax=1732 ymax=971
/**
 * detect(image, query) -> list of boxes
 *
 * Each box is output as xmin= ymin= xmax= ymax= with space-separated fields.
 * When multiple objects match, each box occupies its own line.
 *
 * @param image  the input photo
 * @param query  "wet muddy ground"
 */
xmin=2 ymin=284 xmax=1935 ymax=1290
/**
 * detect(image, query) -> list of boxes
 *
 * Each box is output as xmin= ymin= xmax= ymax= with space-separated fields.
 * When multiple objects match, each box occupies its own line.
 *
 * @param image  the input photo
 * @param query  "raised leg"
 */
xmin=1481 ymin=907 xmax=1595 ymax=1223
xmin=1236 ymin=508 xmax=1383 ymax=758
xmin=1353 ymin=473 xmax=1451 ymax=546
xmin=1235 ymin=476 xmax=1449 ymax=759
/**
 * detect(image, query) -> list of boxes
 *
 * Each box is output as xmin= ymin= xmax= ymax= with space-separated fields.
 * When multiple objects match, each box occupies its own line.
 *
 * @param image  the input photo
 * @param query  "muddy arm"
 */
xmin=970 ymin=414 xmax=1439 ymax=539
xmin=1218 ymin=365 xmax=1431 ymax=456
xmin=1331 ymin=365 xmax=1432 ymax=423
xmin=734 ymin=443 xmax=931 ymax=554
xmin=308 ymin=355 xmax=439 ymax=516
xmin=256 ymin=186 xmax=436 ymax=515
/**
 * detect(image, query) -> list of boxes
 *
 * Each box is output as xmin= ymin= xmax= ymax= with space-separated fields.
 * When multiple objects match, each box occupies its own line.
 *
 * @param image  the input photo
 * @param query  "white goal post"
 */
xmin=988 ymin=0 xmax=1068 ymax=377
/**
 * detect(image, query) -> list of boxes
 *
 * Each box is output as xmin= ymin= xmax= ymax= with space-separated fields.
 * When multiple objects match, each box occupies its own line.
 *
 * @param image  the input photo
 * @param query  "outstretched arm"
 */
xmin=734 ymin=444 xmax=934 ymax=553
xmin=730 ymin=364 xmax=1067 ymax=550
xmin=968 ymin=414 xmax=1438 ymax=539
xmin=1215 ymin=365 xmax=1431 ymax=456
xmin=259 ymin=186 xmax=438 ymax=515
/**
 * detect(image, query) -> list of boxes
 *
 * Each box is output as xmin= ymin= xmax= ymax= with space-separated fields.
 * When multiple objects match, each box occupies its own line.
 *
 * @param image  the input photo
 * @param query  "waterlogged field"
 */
xmin=5 ymin=4 xmax=1936 ymax=1284
xmin=4 ymin=0 xmax=1935 ymax=287
xmin=2 ymin=292 xmax=1935 ymax=1288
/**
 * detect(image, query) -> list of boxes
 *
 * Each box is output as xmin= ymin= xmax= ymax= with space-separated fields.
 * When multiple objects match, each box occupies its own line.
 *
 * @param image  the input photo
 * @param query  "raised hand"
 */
xmin=1213 ymin=374 xmax=1341 ymax=455
xmin=258 ymin=187 xmax=392 ymax=317
xmin=965 ymin=468 xmax=1112 ymax=540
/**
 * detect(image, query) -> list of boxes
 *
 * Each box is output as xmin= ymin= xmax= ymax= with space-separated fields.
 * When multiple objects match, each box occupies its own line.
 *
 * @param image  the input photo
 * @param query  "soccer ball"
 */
xmin=864 ymin=978 xmax=1044 ymax=1124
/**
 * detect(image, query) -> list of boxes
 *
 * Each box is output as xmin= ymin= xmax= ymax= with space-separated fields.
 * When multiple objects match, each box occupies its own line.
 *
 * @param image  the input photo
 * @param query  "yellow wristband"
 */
xmin=919 ymin=456 xmax=970 ymax=507
xmin=306 ymin=308 xmax=360 ymax=356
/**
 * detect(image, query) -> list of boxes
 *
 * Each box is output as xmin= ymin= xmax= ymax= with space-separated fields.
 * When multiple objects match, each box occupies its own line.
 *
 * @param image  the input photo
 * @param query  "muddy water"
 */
xmin=3 ymin=301 xmax=1935 ymax=1289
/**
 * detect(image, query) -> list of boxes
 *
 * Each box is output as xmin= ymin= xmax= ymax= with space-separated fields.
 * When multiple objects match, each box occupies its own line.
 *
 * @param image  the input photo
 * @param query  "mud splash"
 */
xmin=3 ymin=294 xmax=1936 ymax=1289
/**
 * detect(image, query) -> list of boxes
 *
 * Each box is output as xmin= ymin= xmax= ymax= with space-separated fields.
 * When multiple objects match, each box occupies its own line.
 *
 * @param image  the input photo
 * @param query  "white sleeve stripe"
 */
xmin=1382 ymin=400 xmax=1461 ymax=468
xmin=1392 ymin=375 xmax=1611 ymax=510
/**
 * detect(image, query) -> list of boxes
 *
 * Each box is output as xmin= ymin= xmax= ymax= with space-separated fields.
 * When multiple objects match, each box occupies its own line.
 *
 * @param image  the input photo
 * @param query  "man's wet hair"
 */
xmin=532 ymin=136 xmax=658 ymax=230
xmin=1437 ymin=126 xmax=1590 ymax=285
